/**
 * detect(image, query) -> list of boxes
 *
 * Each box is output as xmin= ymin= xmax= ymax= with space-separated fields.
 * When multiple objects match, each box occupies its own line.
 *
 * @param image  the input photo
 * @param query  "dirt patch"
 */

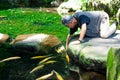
xmin=41 ymin=7 xmax=58 ymax=13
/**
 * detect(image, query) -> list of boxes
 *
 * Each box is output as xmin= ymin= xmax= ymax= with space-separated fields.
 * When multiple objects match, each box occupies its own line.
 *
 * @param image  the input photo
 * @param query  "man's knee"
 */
xmin=100 ymin=34 xmax=108 ymax=38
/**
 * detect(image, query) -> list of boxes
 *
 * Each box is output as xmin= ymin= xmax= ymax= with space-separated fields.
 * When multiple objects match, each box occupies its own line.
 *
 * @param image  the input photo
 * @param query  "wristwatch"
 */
xmin=78 ymin=39 xmax=83 ymax=43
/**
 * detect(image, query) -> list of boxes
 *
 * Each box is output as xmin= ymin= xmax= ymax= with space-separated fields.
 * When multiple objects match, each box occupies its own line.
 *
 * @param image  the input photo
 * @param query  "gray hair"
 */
xmin=62 ymin=15 xmax=74 ymax=25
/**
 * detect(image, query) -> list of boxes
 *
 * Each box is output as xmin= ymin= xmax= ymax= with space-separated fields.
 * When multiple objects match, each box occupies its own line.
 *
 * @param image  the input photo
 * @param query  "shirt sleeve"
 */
xmin=69 ymin=25 xmax=78 ymax=35
xmin=79 ymin=15 xmax=90 ymax=25
xmin=69 ymin=15 xmax=90 ymax=35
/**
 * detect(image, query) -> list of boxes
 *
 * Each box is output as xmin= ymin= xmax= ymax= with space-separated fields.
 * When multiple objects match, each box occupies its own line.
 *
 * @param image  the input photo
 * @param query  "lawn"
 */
xmin=0 ymin=8 xmax=69 ymax=60
xmin=0 ymin=8 xmax=69 ymax=80
xmin=0 ymin=8 xmax=119 ymax=44
xmin=0 ymin=8 xmax=68 ymax=43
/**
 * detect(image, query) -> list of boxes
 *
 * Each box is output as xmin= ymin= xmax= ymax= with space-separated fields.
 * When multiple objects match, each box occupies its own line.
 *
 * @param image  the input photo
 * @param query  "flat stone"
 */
xmin=10 ymin=34 xmax=63 ymax=55
xmin=68 ymin=30 xmax=120 ymax=72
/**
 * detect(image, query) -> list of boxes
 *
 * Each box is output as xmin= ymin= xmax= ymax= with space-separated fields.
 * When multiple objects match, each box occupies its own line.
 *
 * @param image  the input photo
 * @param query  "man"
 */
xmin=62 ymin=11 xmax=118 ymax=50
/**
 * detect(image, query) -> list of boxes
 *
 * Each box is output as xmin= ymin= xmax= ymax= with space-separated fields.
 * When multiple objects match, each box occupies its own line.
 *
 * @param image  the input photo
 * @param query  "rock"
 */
xmin=57 ymin=0 xmax=82 ymax=16
xmin=0 ymin=33 xmax=9 ymax=43
xmin=10 ymin=34 xmax=65 ymax=55
xmin=51 ymin=0 xmax=63 ymax=7
xmin=81 ymin=71 xmax=106 ymax=80
xmin=68 ymin=30 xmax=120 ymax=73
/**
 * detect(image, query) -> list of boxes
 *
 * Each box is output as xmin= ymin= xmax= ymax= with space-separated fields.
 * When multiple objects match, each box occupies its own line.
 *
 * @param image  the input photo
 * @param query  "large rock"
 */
xmin=68 ymin=30 xmax=120 ymax=73
xmin=57 ymin=0 xmax=82 ymax=16
xmin=10 ymin=34 xmax=65 ymax=55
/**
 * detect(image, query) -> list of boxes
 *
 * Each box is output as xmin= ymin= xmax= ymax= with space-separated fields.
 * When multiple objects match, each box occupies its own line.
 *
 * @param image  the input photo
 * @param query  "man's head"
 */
xmin=62 ymin=15 xmax=77 ymax=28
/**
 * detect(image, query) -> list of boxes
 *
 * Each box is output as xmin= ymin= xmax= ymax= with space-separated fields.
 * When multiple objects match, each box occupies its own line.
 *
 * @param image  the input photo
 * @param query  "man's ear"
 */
xmin=72 ymin=18 xmax=77 ymax=24
xmin=73 ymin=18 xmax=76 ymax=22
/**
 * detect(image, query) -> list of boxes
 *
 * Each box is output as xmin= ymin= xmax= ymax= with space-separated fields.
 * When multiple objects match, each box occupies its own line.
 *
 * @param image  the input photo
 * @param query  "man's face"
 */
xmin=66 ymin=18 xmax=77 ymax=29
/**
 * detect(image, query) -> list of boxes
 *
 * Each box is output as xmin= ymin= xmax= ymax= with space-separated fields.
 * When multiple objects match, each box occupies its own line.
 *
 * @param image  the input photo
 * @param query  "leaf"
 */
xmin=31 ymin=54 xmax=52 ymax=59
xmin=43 ymin=60 xmax=56 ymax=65
xmin=39 ymin=57 xmax=53 ymax=64
xmin=36 ymin=71 xmax=54 ymax=80
xmin=31 ymin=56 xmax=48 ymax=59
xmin=30 ymin=65 xmax=44 ymax=73
xmin=53 ymin=70 xmax=64 ymax=80
xmin=0 ymin=56 xmax=21 ymax=63
xmin=66 ymin=53 xmax=70 ymax=62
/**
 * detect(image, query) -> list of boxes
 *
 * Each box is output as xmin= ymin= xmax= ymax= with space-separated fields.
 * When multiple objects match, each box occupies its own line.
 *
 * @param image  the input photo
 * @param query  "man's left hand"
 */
xmin=70 ymin=40 xmax=80 ymax=45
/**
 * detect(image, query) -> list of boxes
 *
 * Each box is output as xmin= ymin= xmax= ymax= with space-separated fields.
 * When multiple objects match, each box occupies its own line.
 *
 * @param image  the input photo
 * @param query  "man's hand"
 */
xmin=70 ymin=40 xmax=81 ymax=45
xmin=66 ymin=34 xmax=72 ymax=50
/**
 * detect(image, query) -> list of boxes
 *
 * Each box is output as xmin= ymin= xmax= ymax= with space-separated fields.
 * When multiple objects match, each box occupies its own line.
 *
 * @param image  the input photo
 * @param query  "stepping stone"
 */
xmin=68 ymin=30 xmax=120 ymax=73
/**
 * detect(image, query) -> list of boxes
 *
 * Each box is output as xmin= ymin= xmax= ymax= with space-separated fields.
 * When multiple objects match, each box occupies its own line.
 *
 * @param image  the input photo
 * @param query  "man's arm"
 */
xmin=66 ymin=23 xmax=87 ymax=45
xmin=66 ymin=34 xmax=72 ymax=50
xmin=79 ymin=23 xmax=87 ymax=41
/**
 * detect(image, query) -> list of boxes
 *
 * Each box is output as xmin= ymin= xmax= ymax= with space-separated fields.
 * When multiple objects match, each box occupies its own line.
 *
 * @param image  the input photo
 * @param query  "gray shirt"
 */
xmin=70 ymin=11 xmax=103 ymax=37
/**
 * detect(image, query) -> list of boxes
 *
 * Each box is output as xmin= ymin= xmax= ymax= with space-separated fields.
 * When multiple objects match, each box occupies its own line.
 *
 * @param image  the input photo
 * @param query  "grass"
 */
xmin=0 ymin=8 xmax=70 ymax=60
xmin=0 ymin=8 xmax=70 ymax=80
xmin=0 ymin=8 xmax=68 ymax=42
xmin=0 ymin=7 xmax=69 ymax=60
xmin=0 ymin=8 xmax=119 ymax=43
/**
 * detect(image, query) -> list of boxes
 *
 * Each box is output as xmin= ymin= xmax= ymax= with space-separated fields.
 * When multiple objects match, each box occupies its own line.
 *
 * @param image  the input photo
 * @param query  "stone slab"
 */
xmin=68 ymin=30 xmax=120 ymax=71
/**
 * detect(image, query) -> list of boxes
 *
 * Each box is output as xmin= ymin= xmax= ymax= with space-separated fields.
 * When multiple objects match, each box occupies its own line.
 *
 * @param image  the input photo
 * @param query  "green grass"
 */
xmin=0 ymin=8 xmax=69 ymax=59
xmin=0 ymin=8 xmax=68 ymax=42
xmin=0 ymin=8 xmax=119 ymax=43
xmin=0 ymin=8 xmax=70 ymax=80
